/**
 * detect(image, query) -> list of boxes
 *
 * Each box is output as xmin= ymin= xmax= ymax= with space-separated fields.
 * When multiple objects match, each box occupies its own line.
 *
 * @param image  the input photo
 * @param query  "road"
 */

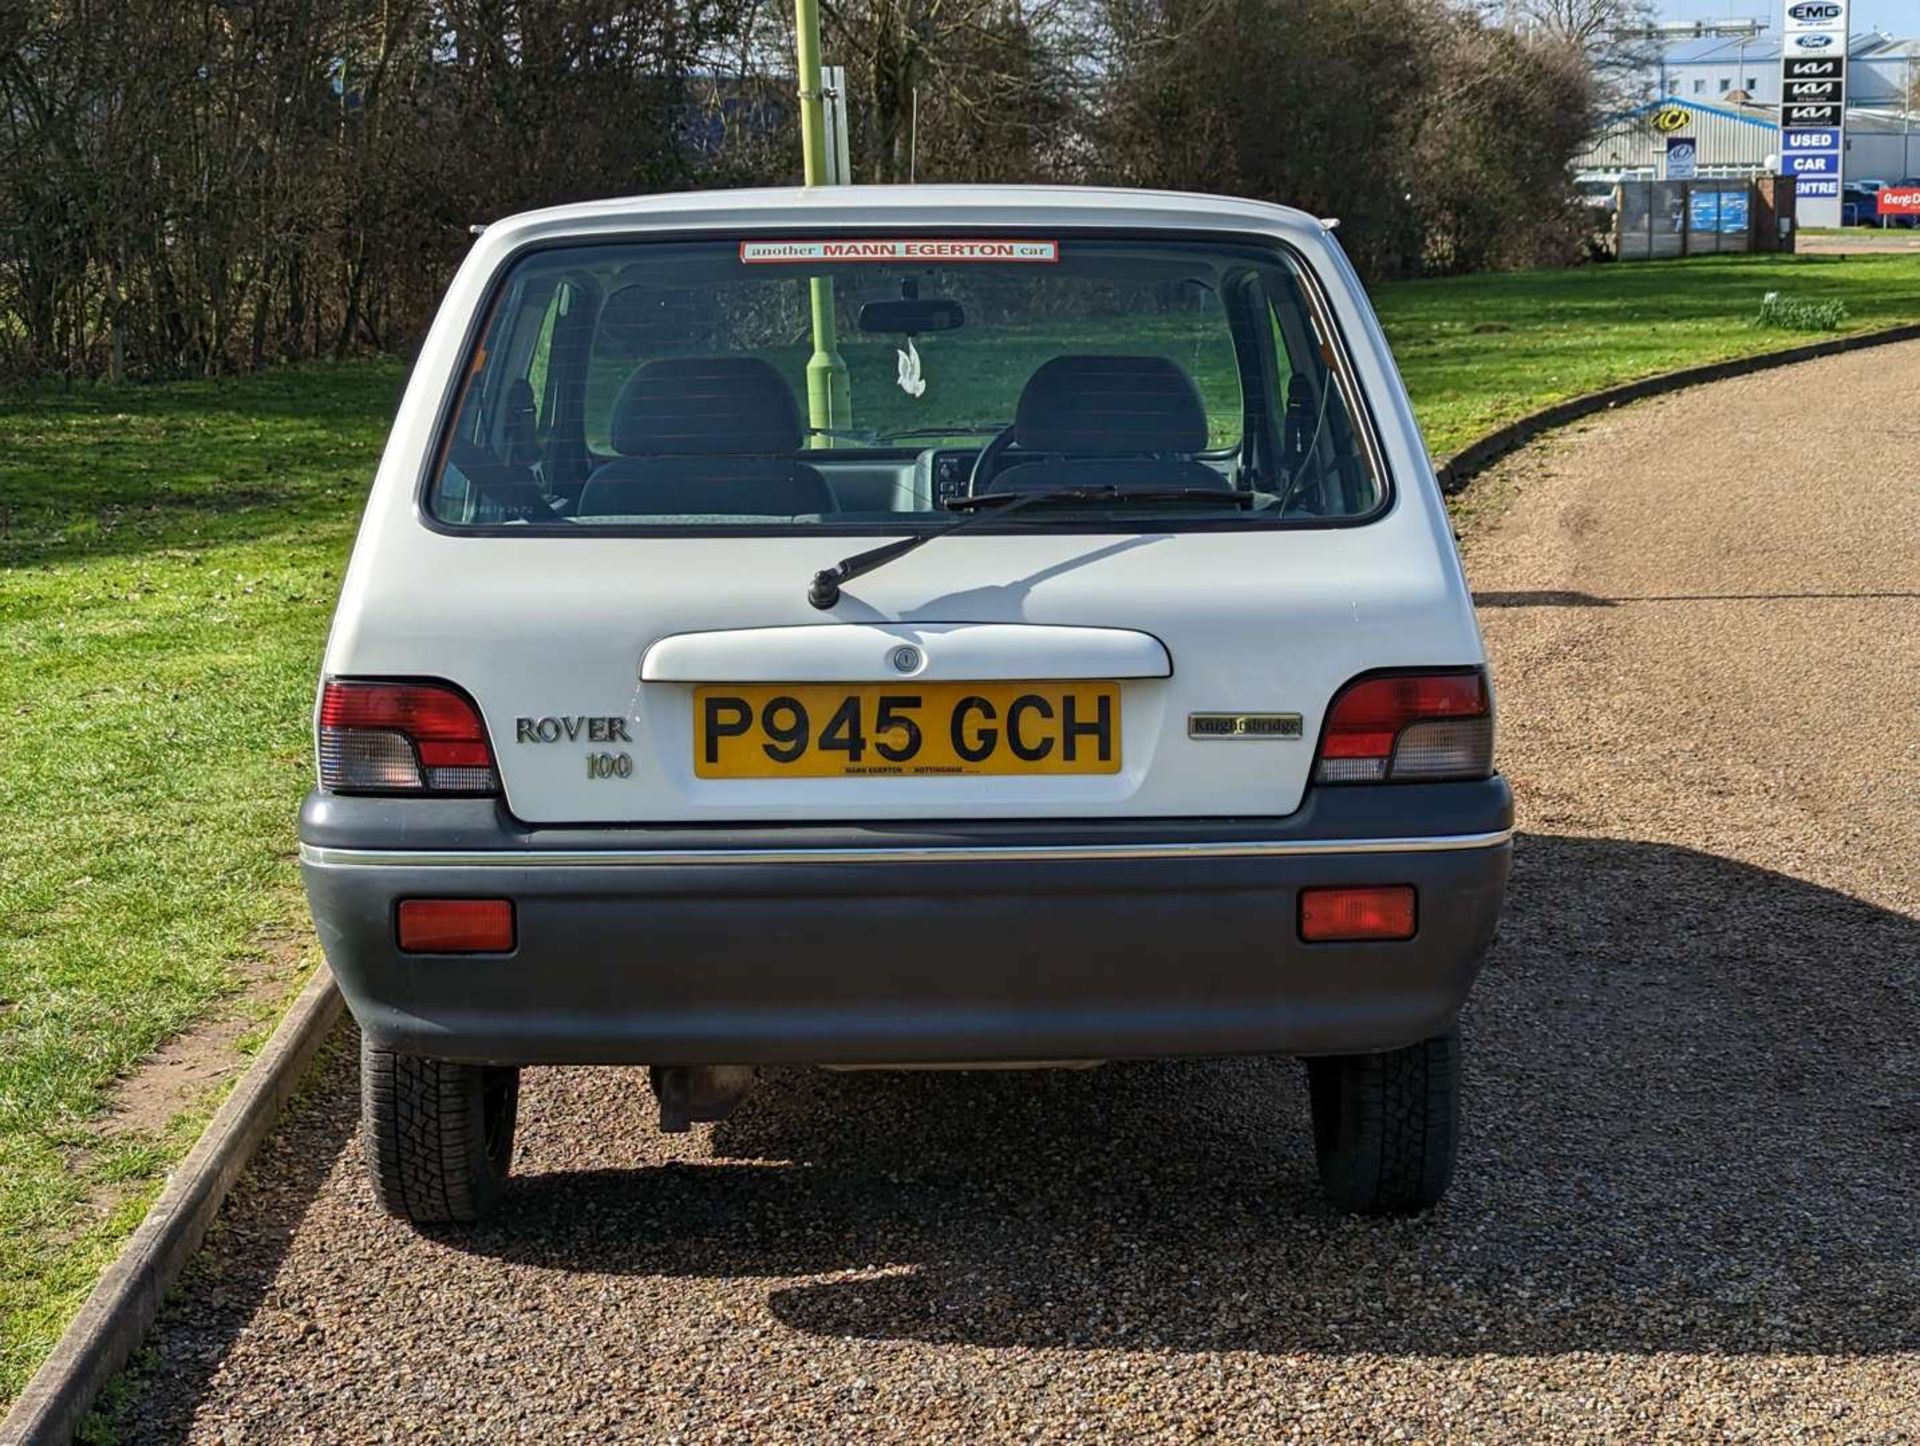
xmin=112 ymin=343 xmax=1920 ymax=1442
xmin=1796 ymin=230 xmax=1920 ymax=255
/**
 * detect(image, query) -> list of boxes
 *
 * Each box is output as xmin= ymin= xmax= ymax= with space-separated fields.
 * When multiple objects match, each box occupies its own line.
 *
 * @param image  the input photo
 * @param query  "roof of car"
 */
xmin=475 ymin=185 xmax=1328 ymax=251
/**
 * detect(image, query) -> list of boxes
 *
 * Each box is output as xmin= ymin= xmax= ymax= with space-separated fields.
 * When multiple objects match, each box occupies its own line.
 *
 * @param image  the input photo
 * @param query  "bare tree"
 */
xmin=814 ymin=0 xmax=1078 ymax=184
xmin=0 ymin=0 xmax=1614 ymax=380
xmin=1508 ymin=0 xmax=1659 ymax=111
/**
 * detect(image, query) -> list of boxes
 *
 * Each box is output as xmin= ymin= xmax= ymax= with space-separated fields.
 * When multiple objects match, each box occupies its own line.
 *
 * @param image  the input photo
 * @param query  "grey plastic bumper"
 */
xmin=299 ymin=782 xmax=1512 ymax=1066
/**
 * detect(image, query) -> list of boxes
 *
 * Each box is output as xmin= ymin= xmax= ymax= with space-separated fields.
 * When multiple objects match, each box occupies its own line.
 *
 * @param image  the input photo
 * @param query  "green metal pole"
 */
xmin=794 ymin=0 xmax=849 ymax=444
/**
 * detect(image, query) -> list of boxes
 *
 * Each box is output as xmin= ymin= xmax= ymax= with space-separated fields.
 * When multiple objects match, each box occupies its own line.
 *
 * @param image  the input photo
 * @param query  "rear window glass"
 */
xmin=429 ymin=234 xmax=1383 ymax=530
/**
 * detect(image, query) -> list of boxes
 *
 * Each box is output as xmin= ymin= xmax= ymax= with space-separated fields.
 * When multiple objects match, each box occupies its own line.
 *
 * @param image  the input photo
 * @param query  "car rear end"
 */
xmin=300 ymin=185 xmax=1510 ymax=1222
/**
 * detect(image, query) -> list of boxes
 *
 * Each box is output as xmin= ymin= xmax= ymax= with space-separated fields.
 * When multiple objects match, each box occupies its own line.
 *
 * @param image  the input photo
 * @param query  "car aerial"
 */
xmin=300 ymin=185 xmax=1513 ymax=1226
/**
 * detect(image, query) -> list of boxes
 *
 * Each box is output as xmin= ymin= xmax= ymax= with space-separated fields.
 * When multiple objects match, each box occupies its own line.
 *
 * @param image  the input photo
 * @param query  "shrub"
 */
xmin=1754 ymin=292 xmax=1849 ymax=331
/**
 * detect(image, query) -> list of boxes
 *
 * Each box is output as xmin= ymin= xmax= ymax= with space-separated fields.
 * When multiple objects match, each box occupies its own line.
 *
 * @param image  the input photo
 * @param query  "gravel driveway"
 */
xmin=110 ymin=343 xmax=1920 ymax=1442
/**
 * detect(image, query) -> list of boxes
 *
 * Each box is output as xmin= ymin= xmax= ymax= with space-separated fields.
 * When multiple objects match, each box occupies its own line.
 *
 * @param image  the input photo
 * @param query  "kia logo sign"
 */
xmin=1787 ymin=1 xmax=1842 ymax=19
xmin=1792 ymin=34 xmax=1835 ymax=50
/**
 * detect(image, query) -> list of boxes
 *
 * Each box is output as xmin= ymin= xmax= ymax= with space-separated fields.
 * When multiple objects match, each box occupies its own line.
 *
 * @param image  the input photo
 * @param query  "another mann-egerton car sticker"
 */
xmin=739 ymin=239 xmax=1059 ymax=264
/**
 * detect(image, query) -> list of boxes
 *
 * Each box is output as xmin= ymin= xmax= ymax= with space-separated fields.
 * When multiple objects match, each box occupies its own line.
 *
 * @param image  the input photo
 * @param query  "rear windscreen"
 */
xmin=428 ymin=234 xmax=1385 ymax=531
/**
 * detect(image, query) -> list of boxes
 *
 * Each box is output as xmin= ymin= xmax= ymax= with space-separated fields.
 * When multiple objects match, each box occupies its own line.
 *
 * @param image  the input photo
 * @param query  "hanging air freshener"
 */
xmin=896 ymin=336 xmax=926 ymax=397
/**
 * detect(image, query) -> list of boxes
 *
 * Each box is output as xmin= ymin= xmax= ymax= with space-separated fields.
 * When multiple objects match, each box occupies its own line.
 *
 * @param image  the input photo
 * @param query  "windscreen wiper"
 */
xmin=804 ymin=425 xmax=880 ymax=444
xmin=875 ymin=422 xmax=1012 ymax=443
xmin=806 ymin=484 xmax=1254 ymax=610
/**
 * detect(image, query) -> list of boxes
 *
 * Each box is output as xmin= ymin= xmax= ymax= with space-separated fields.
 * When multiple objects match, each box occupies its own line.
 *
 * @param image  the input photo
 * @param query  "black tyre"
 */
xmin=1305 ymin=1029 xmax=1459 ymax=1216
xmin=361 ymin=1039 xmax=519 ymax=1224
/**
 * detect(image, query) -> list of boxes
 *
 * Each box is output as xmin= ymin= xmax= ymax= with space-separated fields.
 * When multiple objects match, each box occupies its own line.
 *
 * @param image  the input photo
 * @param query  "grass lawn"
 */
xmin=3 ymin=248 xmax=1918 ymax=1406
xmin=1375 ymin=250 xmax=1920 ymax=456
xmin=0 ymin=361 xmax=406 ymax=1399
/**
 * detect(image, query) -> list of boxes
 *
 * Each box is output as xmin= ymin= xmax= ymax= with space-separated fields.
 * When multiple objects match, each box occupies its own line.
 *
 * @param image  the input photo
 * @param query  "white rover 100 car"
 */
xmin=300 ymin=185 xmax=1511 ymax=1225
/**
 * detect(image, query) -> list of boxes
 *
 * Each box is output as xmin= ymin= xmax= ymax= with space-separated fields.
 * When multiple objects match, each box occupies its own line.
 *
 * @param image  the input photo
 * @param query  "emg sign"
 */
xmin=1779 ymin=0 xmax=1846 ymax=227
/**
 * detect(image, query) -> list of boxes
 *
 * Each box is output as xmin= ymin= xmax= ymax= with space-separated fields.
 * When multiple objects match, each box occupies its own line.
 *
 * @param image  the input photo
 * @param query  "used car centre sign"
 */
xmin=1780 ymin=0 xmax=1847 ymax=226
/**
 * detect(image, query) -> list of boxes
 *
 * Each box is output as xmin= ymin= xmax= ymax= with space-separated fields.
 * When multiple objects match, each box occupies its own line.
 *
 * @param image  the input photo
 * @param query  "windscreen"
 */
xmin=429 ymin=234 xmax=1384 ymax=530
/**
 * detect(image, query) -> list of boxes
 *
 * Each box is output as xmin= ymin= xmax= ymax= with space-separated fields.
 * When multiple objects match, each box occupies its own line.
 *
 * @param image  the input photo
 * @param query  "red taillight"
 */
xmin=397 ymin=898 xmax=515 ymax=953
xmin=1316 ymin=671 xmax=1493 ymax=783
xmin=1299 ymin=885 xmax=1416 ymax=942
xmin=318 ymin=680 xmax=498 ymax=794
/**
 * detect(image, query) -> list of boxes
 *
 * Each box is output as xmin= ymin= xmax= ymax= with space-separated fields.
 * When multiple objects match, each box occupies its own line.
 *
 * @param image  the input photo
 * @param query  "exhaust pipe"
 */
xmin=649 ymin=1065 xmax=759 ymax=1133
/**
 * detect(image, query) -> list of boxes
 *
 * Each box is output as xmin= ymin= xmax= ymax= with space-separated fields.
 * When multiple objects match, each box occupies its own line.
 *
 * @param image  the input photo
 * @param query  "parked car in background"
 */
xmin=1575 ymin=177 xmax=1619 ymax=212
xmin=1841 ymin=182 xmax=1883 ymax=227
xmin=1889 ymin=180 xmax=1920 ymax=229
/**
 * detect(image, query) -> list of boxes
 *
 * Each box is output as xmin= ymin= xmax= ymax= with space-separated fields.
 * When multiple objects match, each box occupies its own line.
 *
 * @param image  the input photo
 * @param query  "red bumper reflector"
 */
xmin=397 ymin=898 xmax=515 ymax=953
xmin=1299 ymin=885 xmax=1417 ymax=942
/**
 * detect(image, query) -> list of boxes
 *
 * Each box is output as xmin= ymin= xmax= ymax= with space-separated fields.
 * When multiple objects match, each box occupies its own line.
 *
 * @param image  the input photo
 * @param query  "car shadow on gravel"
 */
xmin=429 ymin=832 xmax=1920 ymax=1359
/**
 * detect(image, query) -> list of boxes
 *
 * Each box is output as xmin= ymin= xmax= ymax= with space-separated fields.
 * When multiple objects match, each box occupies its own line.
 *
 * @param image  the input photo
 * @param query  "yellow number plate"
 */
xmin=694 ymin=681 xmax=1121 ymax=778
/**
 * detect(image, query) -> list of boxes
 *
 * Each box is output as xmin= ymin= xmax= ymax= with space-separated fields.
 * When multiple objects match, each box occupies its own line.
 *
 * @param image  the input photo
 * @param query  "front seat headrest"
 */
xmin=1013 ymin=355 xmax=1210 ymax=455
xmin=608 ymin=357 xmax=804 ymax=456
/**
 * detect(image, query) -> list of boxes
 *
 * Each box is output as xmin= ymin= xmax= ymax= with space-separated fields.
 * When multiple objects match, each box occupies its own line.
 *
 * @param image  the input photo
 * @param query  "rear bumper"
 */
xmin=298 ymin=782 xmax=1512 ymax=1066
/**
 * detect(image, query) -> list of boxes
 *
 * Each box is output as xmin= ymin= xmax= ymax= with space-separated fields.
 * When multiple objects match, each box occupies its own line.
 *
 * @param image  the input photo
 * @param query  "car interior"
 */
xmin=431 ymin=237 xmax=1384 ymax=530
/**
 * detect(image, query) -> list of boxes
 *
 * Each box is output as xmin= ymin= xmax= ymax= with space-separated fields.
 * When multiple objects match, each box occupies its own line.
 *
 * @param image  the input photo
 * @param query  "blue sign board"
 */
xmin=1786 ymin=151 xmax=1841 ymax=177
xmin=1688 ymin=191 xmax=1747 ymax=234
xmin=1666 ymin=137 xmax=1698 ymax=180
xmin=1783 ymin=128 xmax=1840 ymax=152
xmin=1797 ymin=177 xmax=1841 ymax=199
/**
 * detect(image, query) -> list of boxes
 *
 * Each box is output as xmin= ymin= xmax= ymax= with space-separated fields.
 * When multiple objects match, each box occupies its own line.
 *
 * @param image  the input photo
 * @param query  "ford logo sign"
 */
xmin=1787 ymin=1 xmax=1842 ymax=18
xmin=1794 ymin=33 xmax=1835 ymax=49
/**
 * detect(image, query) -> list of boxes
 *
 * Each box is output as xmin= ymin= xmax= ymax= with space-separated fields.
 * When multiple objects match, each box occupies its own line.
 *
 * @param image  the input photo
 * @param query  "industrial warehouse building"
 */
xmin=1574 ymin=27 xmax=1919 ymax=192
xmin=1657 ymin=29 xmax=1917 ymax=111
xmin=1576 ymin=98 xmax=1780 ymax=180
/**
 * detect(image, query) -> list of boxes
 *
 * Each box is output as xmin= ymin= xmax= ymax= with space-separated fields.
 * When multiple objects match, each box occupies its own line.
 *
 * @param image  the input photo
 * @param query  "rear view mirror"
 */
xmin=858 ymin=298 xmax=964 ymax=335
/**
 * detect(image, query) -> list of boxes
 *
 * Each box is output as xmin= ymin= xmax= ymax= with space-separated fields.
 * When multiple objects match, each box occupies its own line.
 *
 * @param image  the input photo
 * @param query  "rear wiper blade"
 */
xmin=806 ymin=484 xmax=1253 ymax=610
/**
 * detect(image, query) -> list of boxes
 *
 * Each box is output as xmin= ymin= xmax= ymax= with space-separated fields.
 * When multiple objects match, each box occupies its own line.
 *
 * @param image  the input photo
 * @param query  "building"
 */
xmin=1574 ymin=97 xmax=1780 ymax=182
xmin=1655 ymin=28 xmax=1919 ymax=111
xmin=1575 ymin=27 xmax=1920 ymax=189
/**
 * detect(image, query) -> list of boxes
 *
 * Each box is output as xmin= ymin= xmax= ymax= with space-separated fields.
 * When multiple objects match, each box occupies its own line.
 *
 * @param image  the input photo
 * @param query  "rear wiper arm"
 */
xmin=806 ymin=484 xmax=1253 ymax=610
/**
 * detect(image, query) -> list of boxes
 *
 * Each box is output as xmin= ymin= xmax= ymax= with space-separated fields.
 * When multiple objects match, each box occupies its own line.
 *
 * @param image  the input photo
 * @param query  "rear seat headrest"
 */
xmin=1013 ymin=355 xmax=1209 ymax=455
xmin=608 ymin=357 xmax=804 ymax=456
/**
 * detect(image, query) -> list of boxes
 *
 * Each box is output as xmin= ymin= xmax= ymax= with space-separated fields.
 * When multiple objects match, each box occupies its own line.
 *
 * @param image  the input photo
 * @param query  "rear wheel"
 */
xmin=1305 ymin=1029 xmax=1459 ymax=1216
xmin=362 ymin=1039 xmax=519 ymax=1224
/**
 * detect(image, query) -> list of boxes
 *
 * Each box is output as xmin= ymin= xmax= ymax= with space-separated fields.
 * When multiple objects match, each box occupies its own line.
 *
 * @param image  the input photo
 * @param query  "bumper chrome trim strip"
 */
xmin=298 ymin=830 xmax=1512 ymax=870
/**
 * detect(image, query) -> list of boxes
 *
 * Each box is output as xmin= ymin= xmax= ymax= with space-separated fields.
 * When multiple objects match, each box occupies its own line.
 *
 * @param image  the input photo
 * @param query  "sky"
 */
xmin=1658 ymin=0 xmax=1914 ymax=35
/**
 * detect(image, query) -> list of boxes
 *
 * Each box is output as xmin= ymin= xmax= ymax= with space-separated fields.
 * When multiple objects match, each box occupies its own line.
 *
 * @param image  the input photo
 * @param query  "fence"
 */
xmin=1613 ymin=178 xmax=1794 ymax=260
